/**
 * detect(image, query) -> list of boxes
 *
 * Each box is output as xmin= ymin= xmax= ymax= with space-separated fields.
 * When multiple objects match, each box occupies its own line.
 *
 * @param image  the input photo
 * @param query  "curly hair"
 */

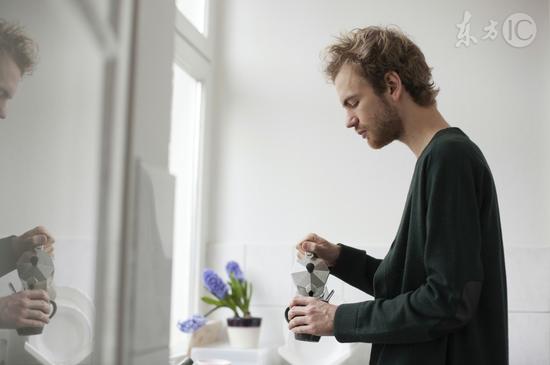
xmin=0 ymin=19 xmax=38 ymax=75
xmin=324 ymin=26 xmax=439 ymax=107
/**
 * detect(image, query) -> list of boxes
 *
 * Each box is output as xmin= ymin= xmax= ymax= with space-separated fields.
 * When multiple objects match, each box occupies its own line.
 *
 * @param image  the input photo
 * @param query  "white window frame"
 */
xmin=170 ymin=0 xmax=215 ymax=357
xmin=174 ymin=0 xmax=214 ymax=58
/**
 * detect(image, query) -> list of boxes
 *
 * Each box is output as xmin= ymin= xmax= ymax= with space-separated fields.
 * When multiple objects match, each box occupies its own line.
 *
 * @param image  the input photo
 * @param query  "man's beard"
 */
xmin=369 ymin=98 xmax=403 ymax=149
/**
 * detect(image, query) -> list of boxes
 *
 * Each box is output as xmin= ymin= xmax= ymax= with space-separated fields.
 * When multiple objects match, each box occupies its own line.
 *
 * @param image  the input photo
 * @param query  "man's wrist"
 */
xmin=8 ymin=235 xmax=19 ymax=258
xmin=328 ymin=243 xmax=342 ymax=267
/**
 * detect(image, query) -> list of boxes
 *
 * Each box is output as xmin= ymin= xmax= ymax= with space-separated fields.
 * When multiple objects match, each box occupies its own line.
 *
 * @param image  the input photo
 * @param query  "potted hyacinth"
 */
xmin=178 ymin=261 xmax=261 ymax=349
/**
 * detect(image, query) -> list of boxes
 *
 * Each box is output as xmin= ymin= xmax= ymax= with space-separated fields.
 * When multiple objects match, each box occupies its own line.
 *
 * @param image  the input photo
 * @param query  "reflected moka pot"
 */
xmin=285 ymin=251 xmax=332 ymax=342
xmin=16 ymin=248 xmax=57 ymax=336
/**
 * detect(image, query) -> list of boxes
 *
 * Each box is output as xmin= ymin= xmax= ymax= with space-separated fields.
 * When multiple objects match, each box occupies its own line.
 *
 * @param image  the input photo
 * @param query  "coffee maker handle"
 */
xmin=48 ymin=300 xmax=57 ymax=318
xmin=284 ymin=307 xmax=291 ymax=322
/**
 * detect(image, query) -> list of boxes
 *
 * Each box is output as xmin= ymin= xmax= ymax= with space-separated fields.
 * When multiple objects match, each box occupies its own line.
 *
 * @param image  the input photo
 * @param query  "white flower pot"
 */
xmin=226 ymin=317 xmax=262 ymax=349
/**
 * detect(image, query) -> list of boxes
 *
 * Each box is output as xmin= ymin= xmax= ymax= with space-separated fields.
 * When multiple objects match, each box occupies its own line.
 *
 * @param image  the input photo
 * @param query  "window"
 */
xmin=169 ymin=64 xmax=203 ymax=353
xmin=169 ymin=0 xmax=214 ymax=358
xmin=175 ymin=0 xmax=208 ymax=35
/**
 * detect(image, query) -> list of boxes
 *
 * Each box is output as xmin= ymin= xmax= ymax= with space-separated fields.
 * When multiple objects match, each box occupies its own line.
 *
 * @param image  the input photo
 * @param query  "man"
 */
xmin=287 ymin=26 xmax=508 ymax=364
xmin=0 ymin=19 xmax=56 ymax=330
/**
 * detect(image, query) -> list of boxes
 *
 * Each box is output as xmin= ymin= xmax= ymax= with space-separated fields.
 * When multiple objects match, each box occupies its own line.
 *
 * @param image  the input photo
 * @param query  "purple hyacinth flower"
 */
xmin=177 ymin=315 xmax=207 ymax=333
xmin=203 ymin=269 xmax=229 ymax=299
xmin=225 ymin=261 xmax=245 ymax=282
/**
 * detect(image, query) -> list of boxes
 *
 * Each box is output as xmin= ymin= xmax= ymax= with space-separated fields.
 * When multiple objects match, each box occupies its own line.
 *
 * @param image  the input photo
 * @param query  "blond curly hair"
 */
xmin=324 ymin=26 xmax=439 ymax=107
xmin=0 ymin=19 xmax=38 ymax=75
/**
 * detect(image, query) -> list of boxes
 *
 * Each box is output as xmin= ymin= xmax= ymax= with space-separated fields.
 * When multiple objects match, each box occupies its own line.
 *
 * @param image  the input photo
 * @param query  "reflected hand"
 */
xmin=11 ymin=226 xmax=55 ymax=258
xmin=295 ymin=233 xmax=341 ymax=267
xmin=0 ymin=290 xmax=51 ymax=329
xmin=287 ymin=296 xmax=337 ymax=336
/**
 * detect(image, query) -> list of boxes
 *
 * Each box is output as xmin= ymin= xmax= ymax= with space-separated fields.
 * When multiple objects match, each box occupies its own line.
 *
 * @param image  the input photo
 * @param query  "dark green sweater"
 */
xmin=331 ymin=127 xmax=508 ymax=365
xmin=0 ymin=235 xmax=17 ymax=277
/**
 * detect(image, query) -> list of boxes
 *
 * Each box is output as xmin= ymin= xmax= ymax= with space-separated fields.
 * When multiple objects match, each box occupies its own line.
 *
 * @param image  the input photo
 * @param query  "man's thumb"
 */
xmin=34 ymin=235 xmax=47 ymax=245
xmin=302 ymin=241 xmax=315 ymax=253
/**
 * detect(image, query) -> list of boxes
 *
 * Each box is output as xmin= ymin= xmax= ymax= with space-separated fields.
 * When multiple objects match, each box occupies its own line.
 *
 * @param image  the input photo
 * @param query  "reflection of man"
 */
xmin=0 ymin=20 xmax=56 ymax=330
xmin=288 ymin=26 xmax=508 ymax=364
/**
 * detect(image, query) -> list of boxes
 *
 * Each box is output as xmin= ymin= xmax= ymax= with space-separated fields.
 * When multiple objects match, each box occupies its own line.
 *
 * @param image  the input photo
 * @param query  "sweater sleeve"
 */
xmin=333 ymin=142 xmax=484 ymax=344
xmin=0 ymin=235 xmax=17 ymax=277
xmin=329 ymin=244 xmax=382 ymax=297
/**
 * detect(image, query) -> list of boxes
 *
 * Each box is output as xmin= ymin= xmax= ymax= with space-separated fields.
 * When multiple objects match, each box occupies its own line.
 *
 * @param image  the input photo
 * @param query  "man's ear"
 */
xmin=385 ymin=71 xmax=402 ymax=101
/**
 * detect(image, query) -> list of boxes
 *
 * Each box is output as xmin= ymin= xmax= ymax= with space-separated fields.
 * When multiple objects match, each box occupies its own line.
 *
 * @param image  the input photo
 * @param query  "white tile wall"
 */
xmin=206 ymin=244 xmax=246 ymax=283
xmin=249 ymin=305 xmax=286 ymax=347
xmin=509 ymin=312 xmax=550 ymax=365
xmin=505 ymin=246 xmax=550 ymax=312
xmin=344 ymin=343 xmax=372 ymax=365
xmin=207 ymin=244 xmax=550 ymax=365
xmin=245 ymin=245 xmax=296 ymax=307
xmin=53 ymin=237 xmax=97 ymax=301
xmin=506 ymin=246 xmax=550 ymax=365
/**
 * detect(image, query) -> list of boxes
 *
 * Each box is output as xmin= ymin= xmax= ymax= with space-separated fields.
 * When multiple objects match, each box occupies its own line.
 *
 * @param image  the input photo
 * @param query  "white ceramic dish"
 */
xmin=25 ymin=286 xmax=94 ymax=365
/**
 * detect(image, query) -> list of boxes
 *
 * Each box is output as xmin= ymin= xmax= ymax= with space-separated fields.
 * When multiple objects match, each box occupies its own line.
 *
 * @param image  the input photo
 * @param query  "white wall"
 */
xmin=207 ymin=0 xmax=550 ymax=364
xmin=210 ymin=0 xmax=549 ymax=248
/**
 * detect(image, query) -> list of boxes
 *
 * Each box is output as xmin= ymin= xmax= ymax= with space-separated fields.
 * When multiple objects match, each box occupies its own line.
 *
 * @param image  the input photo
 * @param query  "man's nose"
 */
xmin=346 ymin=115 xmax=358 ymax=129
xmin=0 ymin=107 xmax=6 ymax=119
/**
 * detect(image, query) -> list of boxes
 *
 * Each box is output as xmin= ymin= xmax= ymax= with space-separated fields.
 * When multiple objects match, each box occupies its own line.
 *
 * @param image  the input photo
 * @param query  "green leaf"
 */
xmin=230 ymin=275 xmax=243 ymax=303
xmin=247 ymin=283 xmax=253 ymax=308
xmin=201 ymin=296 xmax=222 ymax=307
xmin=226 ymin=294 xmax=237 ymax=310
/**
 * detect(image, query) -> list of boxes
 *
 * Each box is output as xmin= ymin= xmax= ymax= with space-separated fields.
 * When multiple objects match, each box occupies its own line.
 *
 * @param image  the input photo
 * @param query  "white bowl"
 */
xmin=25 ymin=286 xmax=94 ymax=365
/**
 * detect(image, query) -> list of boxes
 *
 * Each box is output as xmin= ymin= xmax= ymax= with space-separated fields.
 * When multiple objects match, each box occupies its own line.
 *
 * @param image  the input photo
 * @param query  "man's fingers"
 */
xmin=296 ymin=240 xmax=315 ymax=253
xmin=296 ymin=237 xmax=311 ymax=252
xmin=24 ymin=290 xmax=49 ymax=302
xmin=21 ymin=226 xmax=55 ymax=243
xmin=302 ymin=240 xmax=318 ymax=253
xmin=21 ymin=226 xmax=48 ymax=238
xmin=288 ymin=314 xmax=308 ymax=330
xmin=25 ymin=309 xmax=50 ymax=323
xmin=292 ymin=324 xmax=314 ymax=335
xmin=288 ymin=305 xmax=308 ymax=320
xmin=28 ymin=299 xmax=51 ymax=315
xmin=302 ymin=233 xmax=320 ymax=244
xmin=17 ymin=318 xmax=46 ymax=328
xmin=289 ymin=296 xmax=314 ymax=308
xmin=31 ymin=234 xmax=48 ymax=246
xmin=15 ymin=226 xmax=56 ymax=257
xmin=296 ymin=233 xmax=325 ymax=256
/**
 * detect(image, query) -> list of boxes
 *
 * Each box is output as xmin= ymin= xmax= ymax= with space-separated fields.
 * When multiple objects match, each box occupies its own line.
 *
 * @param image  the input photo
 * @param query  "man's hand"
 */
xmin=287 ymin=296 xmax=338 ymax=336
xmin=296 ymin=233 xmax=341 ymax=267
xmin=11 ymin=226 xmax=55 ymax=258
xmin=0 ymin=290 xmax=51 ymax=329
